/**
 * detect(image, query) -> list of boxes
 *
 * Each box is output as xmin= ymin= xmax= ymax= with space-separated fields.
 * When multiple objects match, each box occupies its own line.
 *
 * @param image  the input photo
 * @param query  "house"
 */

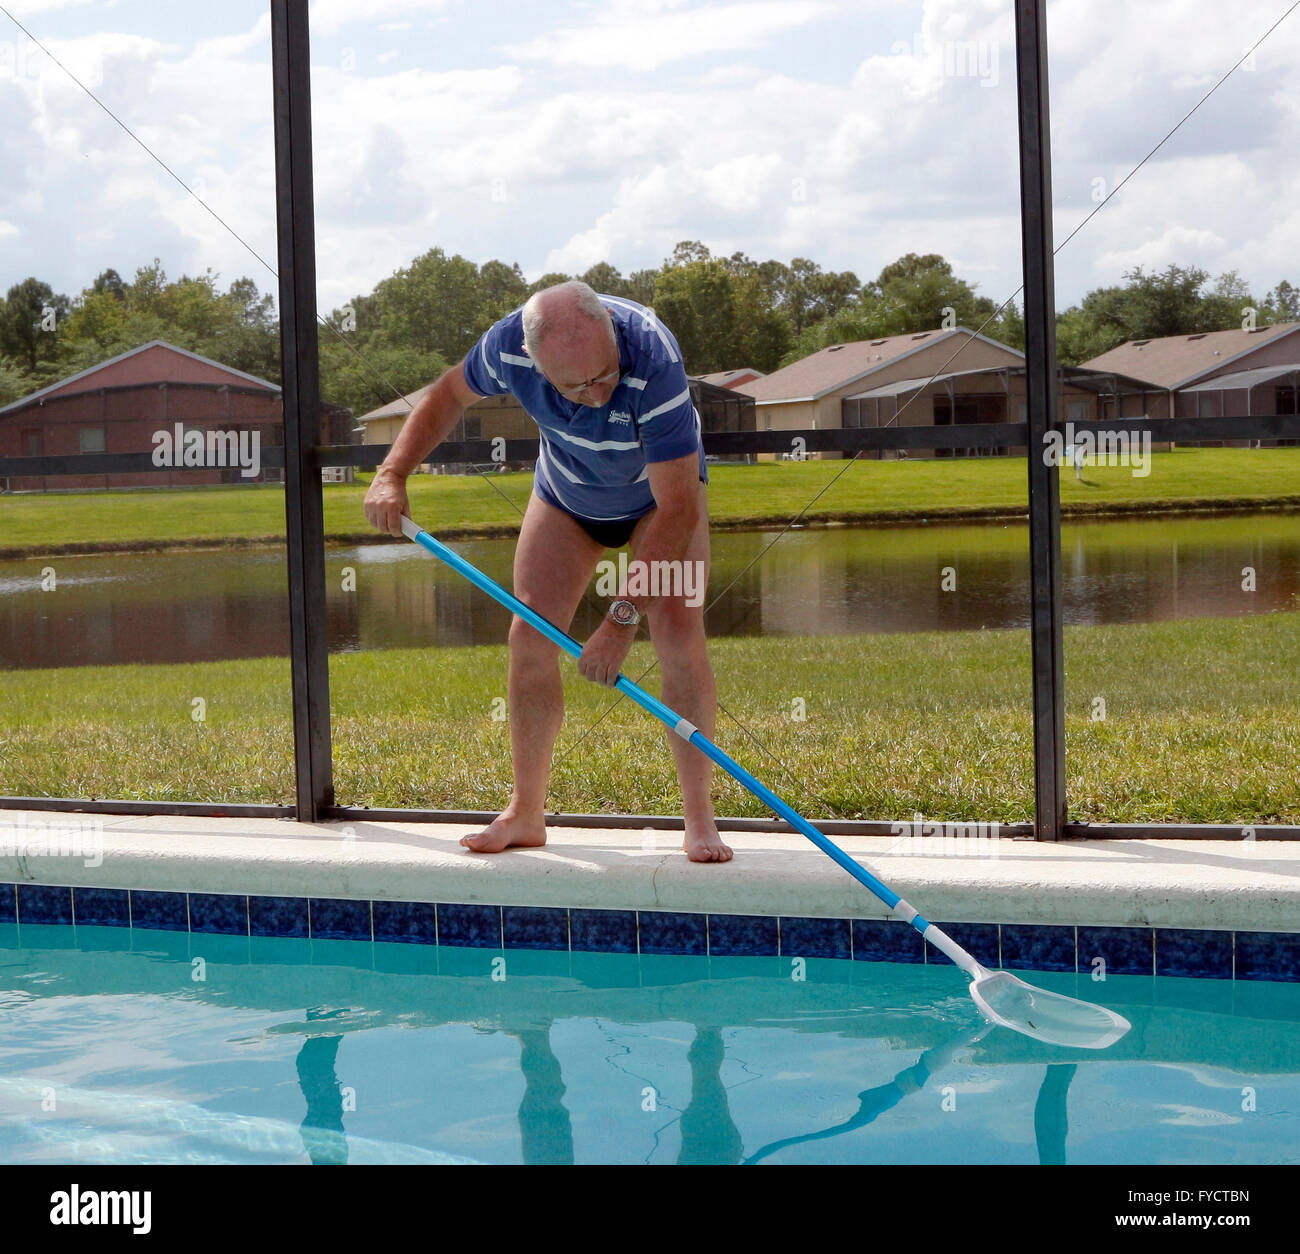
xmin=0 ymin=340 xmax=354 ymax=491
xmin=1083 ymin=322 xmax=1300 ymax=445
xmin=735 ymin=327 xmax=1153 ymax=458
xmin=842 ymin=363 xmax=1165 ymax=457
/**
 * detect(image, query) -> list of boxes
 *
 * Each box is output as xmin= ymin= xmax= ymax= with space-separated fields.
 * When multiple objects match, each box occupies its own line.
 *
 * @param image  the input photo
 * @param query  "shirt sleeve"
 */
xmin=460 ymin=318 xmax=511 ymax=397
xmin=634 ymin=361 xmax=700 ymax=463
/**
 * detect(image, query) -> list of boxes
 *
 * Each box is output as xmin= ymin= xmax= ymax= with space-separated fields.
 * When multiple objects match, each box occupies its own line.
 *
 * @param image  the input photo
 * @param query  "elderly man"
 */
xmin=364 ymin=280 xmax=732 ymax=863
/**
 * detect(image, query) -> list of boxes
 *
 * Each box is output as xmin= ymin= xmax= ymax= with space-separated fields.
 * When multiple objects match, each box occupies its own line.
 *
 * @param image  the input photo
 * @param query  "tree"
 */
xmin=990 ymin=299 xmax=1025 ymax=352
xmin=625 ymin=269 xmax=657 ymax=306
xmin=478 ymin=259 xmax=528 ymax=321
xmin=58 ymin=288 xmax=132 ymax=351
xmin=1263 ymin=280 xmax=1300 ymax=324
xmin=867 ymin=252 xmax=996 ymax=333
xmin=527 ymin=271 xmax=573 ymax=296
xmin=50 ymin=264 xmax=281 ymax=383
xmin=579 ymin=262 xmax=631 ymax=298
xmin=318 ymin=335 xmax=447 ymax=417
xmin=779 ymin=257 xmax=861 ymax=335
xmin=778 ymin=253 xmax=995 ymax=363
xmin=367 ymin=247 xmax=486 ymax=362
xmin=0 ymin=278 xmax=69 ymax=372
xmin=652 ymin=256 xmax=791 ymax=374
xmin=91 ymin=268 xmax=126 ymax=300
xmin=1121 ymin=264 xmax=1215 ymax=338
xmin=0 ymin=355 xmax=35 ymax=407
xmin=124 ymin=259 xmax=169 ymax=319
xmin=667 ymin=240 xmax=713 ymax=267
xmin=1196 ymin=270 xmax=1258 ymax=332
xmin=1055 ymin=300 xmax=1128 ymax=366
xmin=1053 ymin=265 xmax=1265 ymax=365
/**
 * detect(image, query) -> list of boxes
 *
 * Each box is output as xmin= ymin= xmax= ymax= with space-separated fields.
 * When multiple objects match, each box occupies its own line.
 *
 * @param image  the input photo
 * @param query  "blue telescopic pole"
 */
xmin=400 ymin=517 xmax=930 ymax=935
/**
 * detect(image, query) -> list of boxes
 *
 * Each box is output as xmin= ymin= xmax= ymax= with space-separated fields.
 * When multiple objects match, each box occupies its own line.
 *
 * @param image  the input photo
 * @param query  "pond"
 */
xmin=1 ymin=512 xmax=1297 ymax=670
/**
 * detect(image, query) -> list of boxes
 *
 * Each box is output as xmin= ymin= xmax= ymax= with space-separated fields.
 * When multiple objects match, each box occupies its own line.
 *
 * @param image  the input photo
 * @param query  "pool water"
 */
xmin=1 ymin=923 xmax=1297 ymax=1165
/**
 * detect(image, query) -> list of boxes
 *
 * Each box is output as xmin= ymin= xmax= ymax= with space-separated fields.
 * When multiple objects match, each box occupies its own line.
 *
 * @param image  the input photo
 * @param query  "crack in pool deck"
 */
xmin=649 ymin=849 xmax=673 ymax=907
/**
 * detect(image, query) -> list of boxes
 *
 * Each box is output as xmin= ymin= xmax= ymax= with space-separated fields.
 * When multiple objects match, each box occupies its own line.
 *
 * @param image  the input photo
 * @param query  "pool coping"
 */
xmin=2 ymin=808 xmax=1297 ymax=928
xmin=2 ymin=808 xmax=1299 ymax=980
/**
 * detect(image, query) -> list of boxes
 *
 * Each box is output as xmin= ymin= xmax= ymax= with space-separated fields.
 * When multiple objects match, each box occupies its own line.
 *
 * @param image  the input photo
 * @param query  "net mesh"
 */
xmin=971 ymin=971 xmax=1130 ymax=1050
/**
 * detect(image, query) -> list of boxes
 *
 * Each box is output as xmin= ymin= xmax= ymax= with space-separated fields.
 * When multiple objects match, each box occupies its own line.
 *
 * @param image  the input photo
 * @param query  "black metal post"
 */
xmin=271 ymin=0 xmax=333 ymax=821
xmin=1015 ymin=0 xmax=1066 ymax=840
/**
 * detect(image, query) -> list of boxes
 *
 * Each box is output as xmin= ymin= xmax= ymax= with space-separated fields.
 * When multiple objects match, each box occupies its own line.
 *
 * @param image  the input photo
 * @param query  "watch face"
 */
xmin=610 ymin=600 xmax=638 ymax=626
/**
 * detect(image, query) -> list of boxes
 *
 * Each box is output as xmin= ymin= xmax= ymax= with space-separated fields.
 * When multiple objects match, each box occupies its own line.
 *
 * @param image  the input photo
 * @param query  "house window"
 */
xmin=463 ymin=416 xmax=481 ymax=440
xmin=21 ymin=429 xmax=41 ymax=457
xmin=1066 ymin=401 xmax=1089 ymax=422
xmin=79 ymin=427 xmax=106 ymax=454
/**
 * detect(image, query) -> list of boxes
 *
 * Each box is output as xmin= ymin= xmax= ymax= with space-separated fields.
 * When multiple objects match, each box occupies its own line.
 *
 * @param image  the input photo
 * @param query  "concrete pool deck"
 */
xmin=2 ymin=808 xmax=1297 ymax=933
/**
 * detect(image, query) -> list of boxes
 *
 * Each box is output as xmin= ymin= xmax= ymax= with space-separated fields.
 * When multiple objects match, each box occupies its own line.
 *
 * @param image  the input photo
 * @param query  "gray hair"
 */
xmin=521 ymin=280 xmax=615 ymax=359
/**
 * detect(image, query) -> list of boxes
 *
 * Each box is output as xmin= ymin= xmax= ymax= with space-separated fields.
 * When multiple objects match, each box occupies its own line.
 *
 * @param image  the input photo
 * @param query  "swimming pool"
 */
xmin=3 ymin=921 xmax=1297 ymax=1165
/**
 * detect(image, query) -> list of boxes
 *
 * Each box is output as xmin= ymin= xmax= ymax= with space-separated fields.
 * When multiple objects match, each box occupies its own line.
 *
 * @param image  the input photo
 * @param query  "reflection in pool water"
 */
xmin=1 ymin=927 xmax=1296 ymax=1165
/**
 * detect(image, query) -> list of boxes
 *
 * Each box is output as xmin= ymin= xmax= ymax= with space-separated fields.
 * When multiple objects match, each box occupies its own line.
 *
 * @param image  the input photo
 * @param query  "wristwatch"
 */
xmin=608 ymin=599 xmax=641 ymax=628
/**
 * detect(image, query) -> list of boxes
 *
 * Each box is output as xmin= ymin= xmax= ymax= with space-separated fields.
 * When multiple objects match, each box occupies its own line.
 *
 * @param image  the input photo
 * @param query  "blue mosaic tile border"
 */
xmin=1 ymin=882 xmax=1298 ymax=981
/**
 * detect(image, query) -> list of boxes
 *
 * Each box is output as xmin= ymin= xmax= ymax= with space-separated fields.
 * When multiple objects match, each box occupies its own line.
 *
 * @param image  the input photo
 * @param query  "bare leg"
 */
xmin=634 ymin=483 xmax=732 ymax=863
xmin=462 ymin=494 xmax=603 ymax=852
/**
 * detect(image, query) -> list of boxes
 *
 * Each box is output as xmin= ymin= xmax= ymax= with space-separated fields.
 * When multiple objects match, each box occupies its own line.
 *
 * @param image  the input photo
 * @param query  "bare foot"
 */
xmin=461 ymin=810 xmax=548 ymax=853
xmin=683 ymin=820 xmax=733 ymax=863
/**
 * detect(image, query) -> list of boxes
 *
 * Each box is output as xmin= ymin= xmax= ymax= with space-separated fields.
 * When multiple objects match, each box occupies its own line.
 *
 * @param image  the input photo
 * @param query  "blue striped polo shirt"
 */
xmin=460 ymin=294 xmax=707 ymax=522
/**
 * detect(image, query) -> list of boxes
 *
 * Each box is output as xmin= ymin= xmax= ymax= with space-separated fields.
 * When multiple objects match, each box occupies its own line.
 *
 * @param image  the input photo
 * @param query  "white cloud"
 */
xmin=307 ymin=0 xmax=456 ymax=38
xmin=698 ymin=64 xmax=763 ymax=86
xmin=1098 ymin=224 xmax=1228 ymax=273
xmin=2 ymin=0 xmax=1298 ymax=327
xmin=189 ymin=14 xmax=271 ymax=62
xmin=0 ymin=0 xmax=98 ymax=15
xmin=502 ymin=1 xmax=837 ymax=72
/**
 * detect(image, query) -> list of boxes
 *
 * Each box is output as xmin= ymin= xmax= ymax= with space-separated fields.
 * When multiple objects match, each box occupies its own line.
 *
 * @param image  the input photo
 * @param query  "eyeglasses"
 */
xmin=551 ymin=364 xmax=621 ymax=399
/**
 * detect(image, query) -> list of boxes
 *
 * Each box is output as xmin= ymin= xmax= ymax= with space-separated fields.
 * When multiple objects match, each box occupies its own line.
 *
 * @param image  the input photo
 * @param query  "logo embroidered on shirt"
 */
xmin=609 ymin=410 xmax=633 ymax=425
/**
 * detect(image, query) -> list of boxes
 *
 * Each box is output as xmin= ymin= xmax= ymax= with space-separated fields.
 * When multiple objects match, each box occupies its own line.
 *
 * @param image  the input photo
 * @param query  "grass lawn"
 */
xmin=3 ymin=446 xmax=1298 ymax=555
xmin=3 ymin=612 xmax=1296 ymax=825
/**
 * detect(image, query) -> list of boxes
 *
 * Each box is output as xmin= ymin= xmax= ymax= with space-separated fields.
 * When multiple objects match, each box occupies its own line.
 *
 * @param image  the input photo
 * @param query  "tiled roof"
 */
xmin=735 ymin=328 xmax=1018 ymax=402
xmin=1083 ymin=323 xmax=1300 ymax=389
xmin=0 ymin=340 xmax=279 ymax=417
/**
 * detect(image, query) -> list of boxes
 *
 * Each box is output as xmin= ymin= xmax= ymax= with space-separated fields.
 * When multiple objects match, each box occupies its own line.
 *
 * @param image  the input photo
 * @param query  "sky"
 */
xmin=1 ymin=0 xmax=1298 ymax=323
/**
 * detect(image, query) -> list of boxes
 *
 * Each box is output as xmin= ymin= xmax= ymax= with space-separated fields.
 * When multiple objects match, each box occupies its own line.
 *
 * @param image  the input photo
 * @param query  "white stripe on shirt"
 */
xmin=479 ymin=339 xmax=502 ymax=389
xmin=550 ymin=427 xmax=641 ymax=453
xmin=602 ymin=296 xmax=679 ymax=362
xmin=638 ymin=386 xmax=691 ymax=425
xmin=538 ymin=442 xmax=643 ymax=521
xmin=540 ymin=443 xmax=587 ymax=485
